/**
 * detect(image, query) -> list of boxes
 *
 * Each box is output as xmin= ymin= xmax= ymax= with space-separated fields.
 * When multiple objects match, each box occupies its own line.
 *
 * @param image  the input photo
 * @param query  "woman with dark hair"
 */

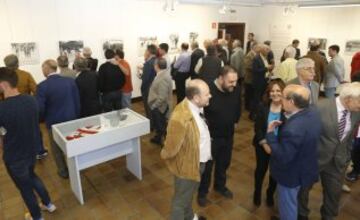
xmin=253 ymin=78 xmax=286 ymax=207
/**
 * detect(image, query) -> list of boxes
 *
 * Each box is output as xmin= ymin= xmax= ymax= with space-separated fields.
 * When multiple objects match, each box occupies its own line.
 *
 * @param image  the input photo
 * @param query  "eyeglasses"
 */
xmin=303 ymin=67 xmax=315 ymax=71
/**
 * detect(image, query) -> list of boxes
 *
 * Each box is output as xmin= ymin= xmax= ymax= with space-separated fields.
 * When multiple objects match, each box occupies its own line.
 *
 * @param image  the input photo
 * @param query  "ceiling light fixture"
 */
xmin=298 ymin=3 xmax=360 ymax=8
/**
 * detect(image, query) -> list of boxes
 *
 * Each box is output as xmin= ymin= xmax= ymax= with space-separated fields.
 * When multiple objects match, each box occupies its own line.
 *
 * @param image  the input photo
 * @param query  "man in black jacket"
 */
xmin=189 ymin=42 xmax=204 ymax=79
xmin=74 ymin=57 xmax=101 ymax=117
xmin=197 ymin=66 xmax=241 ymax=207
xmin=98 ymin=49 xmax=125 ymax=112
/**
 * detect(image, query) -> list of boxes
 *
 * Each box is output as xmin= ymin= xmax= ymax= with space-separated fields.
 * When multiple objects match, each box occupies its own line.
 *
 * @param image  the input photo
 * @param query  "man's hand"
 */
xmin=267 ymin=120 xmax=282 ymax=133
xmin=262 ymin=143 xmax=272 ymax=154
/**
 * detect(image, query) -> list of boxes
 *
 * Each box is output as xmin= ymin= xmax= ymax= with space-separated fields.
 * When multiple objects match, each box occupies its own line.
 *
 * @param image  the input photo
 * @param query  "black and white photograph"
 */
xmin=137 ymin=36 xmax=158 ymax=57
xmin=189 ymin=32 xmax=199 ymax=44
xmin=345 ymin=40 xmax=360 ymax=53
xmin=308 ymin=38 xmax=327 ymax=50
xmin=11 ymin=42 xmax=39 ymax=65
xmin=169 ymin=33 xmax=179 ymax=53
xmin=59 ymin=40 xmax=84 ymax=62
xmin=102 ymin=39 xmax=124 ymax=53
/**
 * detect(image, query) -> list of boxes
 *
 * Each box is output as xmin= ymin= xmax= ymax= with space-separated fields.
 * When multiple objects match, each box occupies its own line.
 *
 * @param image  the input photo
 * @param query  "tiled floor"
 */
xmin=1 ymin=100 xmax=360 ymax=220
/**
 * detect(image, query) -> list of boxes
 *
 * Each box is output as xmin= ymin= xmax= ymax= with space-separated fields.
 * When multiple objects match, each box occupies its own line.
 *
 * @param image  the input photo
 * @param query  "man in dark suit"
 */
xmin=288 ymin=58 xmax=319 ymax=105
xmin=298 ymin=82 xmax=360 ymax=220
xmin=36 ymin=59 xmax=80 ymax=178
xmin=251 ymin=44 xmax=274 ymax=119
xmin=246 ymin=32 xmax=256 ymax=54
xmin=266 ymin=84 xmax=322 ymax=220
xmin=189 ymin=41 xmax=204 ymax=79
xmin=141 ymin=44 xmax=158 ymax=126
xmin=74 ymin=57 xmax=101 ymax=118
xmin=98 ymin=49 xmax=125 ymax=112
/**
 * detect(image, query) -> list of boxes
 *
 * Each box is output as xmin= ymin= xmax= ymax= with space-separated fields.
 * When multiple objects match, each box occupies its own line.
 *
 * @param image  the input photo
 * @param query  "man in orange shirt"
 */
xmin=3 ymin=54 xmax=48 ymax=160
xmin=115 ymin=50 xmax=133 ymax=109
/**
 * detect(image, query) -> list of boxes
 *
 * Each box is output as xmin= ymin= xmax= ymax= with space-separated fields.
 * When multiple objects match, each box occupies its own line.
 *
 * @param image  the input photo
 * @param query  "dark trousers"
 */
xmin=298 ymin=161 xmax=345 ymax=219
xmin=198 ymin=137 xmax=233 ymax=197
xmin=141 ymin=89 xmax=152 ymax=129
xmin=175 ymin=72 xmax=189 ymax=103
xmin=5 ymin=160 xmax=51 ymax=220
xmin=244 ymin=83 xmax=254 ymax=111
xmin=151 ymin=108 xmax=167 ymax=142
xmin=49 ymin=129 xmax=67 ymax=174
xmin=102 ymin=91 xmax=122 ymax=112
xmin=352 ymin=137 xmax=360 ymax=173
xmin=254 ymin=145 xmax=277 ymax=198
xmin=37 ymin=130 xmax=46 ymax=154
xmin=251 ymin=85 xmax=266 ymax=118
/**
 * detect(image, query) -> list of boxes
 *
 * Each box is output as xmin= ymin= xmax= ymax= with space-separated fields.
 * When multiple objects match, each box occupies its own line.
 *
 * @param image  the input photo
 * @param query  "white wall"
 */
xmin=251 ymin=6 xmax=360 ymax=81
xmin=0 ymin=0 xmax=257 ymax=97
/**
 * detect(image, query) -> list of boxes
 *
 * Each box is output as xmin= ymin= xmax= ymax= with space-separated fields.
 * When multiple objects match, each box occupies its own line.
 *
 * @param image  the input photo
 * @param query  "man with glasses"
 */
xmin=288 ymin=58 xmax=319 ymax=105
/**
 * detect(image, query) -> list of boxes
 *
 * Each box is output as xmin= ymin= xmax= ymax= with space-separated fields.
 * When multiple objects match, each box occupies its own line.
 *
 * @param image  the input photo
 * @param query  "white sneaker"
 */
xmin=39 ymin=203 xmax=57 ymax=212
xmin=193 ymin=214 xmax=199 ymax=220
xmin=342 ymin=184 xmax=351 ymax=193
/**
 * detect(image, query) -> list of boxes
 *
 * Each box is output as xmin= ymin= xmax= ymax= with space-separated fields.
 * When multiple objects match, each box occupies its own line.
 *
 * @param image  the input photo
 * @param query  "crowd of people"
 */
xmin=1 ymin=32 xmax=360 ymax=220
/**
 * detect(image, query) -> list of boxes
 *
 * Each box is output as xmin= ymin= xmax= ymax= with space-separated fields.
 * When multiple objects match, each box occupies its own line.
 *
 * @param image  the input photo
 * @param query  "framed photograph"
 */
xmin=169 ymin=33 xmax=179 ymax=54
xmin=345 ymin=40 xmax=360 ymax=53
xmin=59 ymin=40 xmax=84 ymax=62
xmin=189 ymin=32 xmax=199 ymax=44
xmin=308 ymin=38 xmax=327 ymax=50
xmin=103 ymin=39 xmax=124 ymax=53
xmin=137 ymin=36 xmax=158 ymax=57
xmin=11 ymin=42 xmax=39 ymax=65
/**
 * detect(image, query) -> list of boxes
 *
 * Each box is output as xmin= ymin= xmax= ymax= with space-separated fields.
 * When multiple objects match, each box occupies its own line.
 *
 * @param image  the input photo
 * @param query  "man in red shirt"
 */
xmin=115 ymin=50 xmax=133 ymax=108
xmin=351 ymin=51 xmax=360 ymax=82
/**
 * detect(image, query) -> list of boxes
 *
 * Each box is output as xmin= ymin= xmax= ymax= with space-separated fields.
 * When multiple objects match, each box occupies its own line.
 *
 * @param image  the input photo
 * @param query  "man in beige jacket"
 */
xmin=161 ymin=79 xmax=211 ymax=220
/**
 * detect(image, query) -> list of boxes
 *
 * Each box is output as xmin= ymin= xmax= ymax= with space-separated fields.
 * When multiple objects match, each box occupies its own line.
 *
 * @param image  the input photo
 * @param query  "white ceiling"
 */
xmin=179 ymin=0 xmax=360 ymax=7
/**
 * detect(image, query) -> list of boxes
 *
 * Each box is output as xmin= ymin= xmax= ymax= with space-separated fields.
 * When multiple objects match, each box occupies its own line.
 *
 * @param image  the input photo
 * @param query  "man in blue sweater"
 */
xmin=0 ymin=67 xmax=56 ymax=220
xmin=36 ymin=59 xmax=80 ymax=178
xmin=266 ymin=84 xmax=321 ymax=220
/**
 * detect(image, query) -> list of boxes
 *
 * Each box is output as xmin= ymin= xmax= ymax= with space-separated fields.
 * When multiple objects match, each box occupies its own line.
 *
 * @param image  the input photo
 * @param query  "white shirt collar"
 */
xmin=48 ymin=72 xmax=59 ymax=77
xmin=336 ymin=96 xmax=346 ymax=113
xmin=187 ymin=99 xmax=203 ymax=115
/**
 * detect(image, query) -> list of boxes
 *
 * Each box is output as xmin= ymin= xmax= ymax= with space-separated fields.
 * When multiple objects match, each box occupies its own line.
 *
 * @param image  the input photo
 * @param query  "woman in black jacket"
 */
xmin=253 ymin=78 xmax=286 ymax=207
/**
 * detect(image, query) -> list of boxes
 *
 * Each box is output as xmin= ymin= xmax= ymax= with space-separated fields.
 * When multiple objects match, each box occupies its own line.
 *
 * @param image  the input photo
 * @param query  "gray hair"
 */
xmin=284 ymin=46 xmax=296 ymax=59
xmin=191 ymin=41 xmax=199 ymax=49
xmin=296 ymin=58 xmax=314 ymax=70
xmin=339 ymin=82 xmax=360 ymax=99
xmin=232 ymin=40 xmax=241 ymax=48
xmin=3 ymin=54 xmax=19 ymax=69
xmin=73 ymin=57 xmax=88 ymax=72
xmin=83 ymin=47 xmax=92 ymax=57
xmin=219 ymin=39 xmax=228 ymax=47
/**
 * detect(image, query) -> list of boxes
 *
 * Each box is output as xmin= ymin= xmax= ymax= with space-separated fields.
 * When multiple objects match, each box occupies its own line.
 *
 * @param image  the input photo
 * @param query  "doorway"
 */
xmin=217 ymin=22 xmax=246 ymax=51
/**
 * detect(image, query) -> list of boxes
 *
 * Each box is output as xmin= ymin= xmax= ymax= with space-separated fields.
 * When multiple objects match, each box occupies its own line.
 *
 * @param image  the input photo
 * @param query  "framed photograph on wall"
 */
xmin=11 ymin=42 xmax=40 ymax=65
xmin=345 ymin=40 xmax=360 ymax=54
xmin=169 ymin=33 xmax=179 ymax=54
xmin=59 ymin=40 xmax=84 ymax=62
xmin=308 ymin=38 xmax=327 ymax=50
xmin=137 ymin=36 xmax=157 ymax=57
xmin=189 ymin=32 xmax=199 ymax=44
xmin=103 ymin=39 xmax=124 ymax=53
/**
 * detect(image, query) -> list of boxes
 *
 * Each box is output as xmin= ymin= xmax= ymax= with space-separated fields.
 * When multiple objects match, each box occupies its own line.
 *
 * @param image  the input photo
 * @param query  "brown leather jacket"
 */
xmin=160 ymin=99 xmax=201 ymax=181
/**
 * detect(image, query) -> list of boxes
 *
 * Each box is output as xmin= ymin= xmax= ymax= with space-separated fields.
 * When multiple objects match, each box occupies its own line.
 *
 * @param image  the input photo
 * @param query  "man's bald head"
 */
xmin=186 ymin=79 xmax=211 ymax=108
xmin=283 ymin=84 xmax=310 ymax=110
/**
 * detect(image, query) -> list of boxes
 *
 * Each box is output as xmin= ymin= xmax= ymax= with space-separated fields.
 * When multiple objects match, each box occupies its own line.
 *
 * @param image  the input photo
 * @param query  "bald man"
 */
xmin=266 ymin=85 xmax=322 ymax=220
xmin=161 ymin=79 xmax=211 ymax=220
xmin=36 ymin=59 xmax=80 ymax=179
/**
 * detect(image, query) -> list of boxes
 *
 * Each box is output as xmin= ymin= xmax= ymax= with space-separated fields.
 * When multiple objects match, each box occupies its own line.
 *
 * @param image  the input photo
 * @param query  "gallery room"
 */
xmin=1 ymin=0 xmax=360 ymax=219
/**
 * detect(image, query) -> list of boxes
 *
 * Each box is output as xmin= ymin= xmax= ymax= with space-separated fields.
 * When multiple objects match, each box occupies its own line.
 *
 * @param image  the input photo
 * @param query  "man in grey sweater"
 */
xmin=148 ymin=58 xmax=173 ymax=145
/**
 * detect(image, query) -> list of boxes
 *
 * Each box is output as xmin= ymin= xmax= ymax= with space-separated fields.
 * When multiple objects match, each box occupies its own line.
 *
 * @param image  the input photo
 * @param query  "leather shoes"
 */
xmin=253 ymin=191 xmax=261 ymax=206
xmin=215 ymin=188 xmax=233 ymax=199
xmin=198 ymin=216 xmax=207 ymax=220
xmin=197 ymin=196 xmax=210 ymax=207
xmin=297 ymin=215 xmax=309 ymax=220
xmin=270 ymin=216 xmax=279 ymax=220
xmin=266 ymin=195 xmax=274 ymax=207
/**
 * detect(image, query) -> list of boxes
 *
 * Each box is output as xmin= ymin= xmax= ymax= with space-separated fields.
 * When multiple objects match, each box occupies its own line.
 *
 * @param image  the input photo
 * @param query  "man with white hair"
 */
xmin=275 ymin=46 xmax=298 ymax=83
xmin=298 ymin=82 xmax=360 ymax=220
xmin=230 ymin=40 xmax=245 ymax=80
xmin=82 ymin=47 xmax=98 ymax=71
xmin=288 ymin=58 xmax=319 ymax=105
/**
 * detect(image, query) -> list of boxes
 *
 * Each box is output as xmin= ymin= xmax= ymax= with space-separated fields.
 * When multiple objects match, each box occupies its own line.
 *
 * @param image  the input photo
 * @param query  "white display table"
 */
xmin=52 ymin=109 xmax=150 ymax=204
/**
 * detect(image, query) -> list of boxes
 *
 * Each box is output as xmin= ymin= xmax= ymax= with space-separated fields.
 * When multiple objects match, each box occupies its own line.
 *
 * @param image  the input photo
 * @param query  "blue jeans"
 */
xmin=122 ymin=92 xmax=132 ymax=109
xmin=5 ymin=160 xmax=51 ymax=220
xmin=324 ymin=87 xmax=336 ymax=98
xmin=277 ymin=184 xmax=300 ymax=220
